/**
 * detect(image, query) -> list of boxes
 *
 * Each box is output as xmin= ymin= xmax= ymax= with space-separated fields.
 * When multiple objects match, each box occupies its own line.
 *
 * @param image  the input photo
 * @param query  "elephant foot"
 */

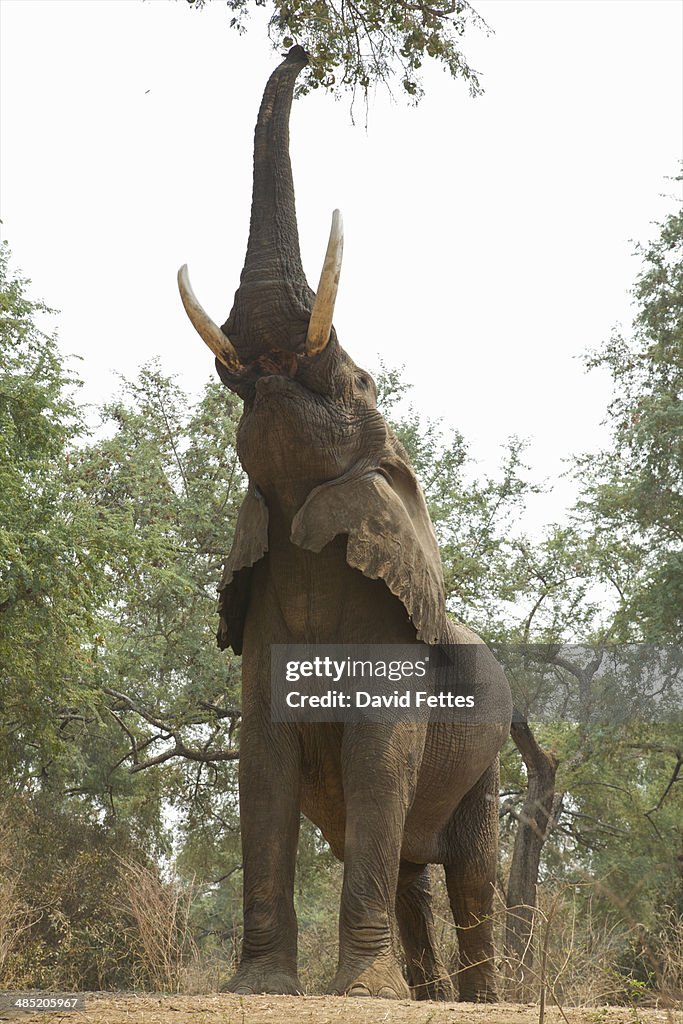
xmin=412 ymin=976 xmax=454 ymax=1001
xmin=458 ymin=976 xmax=499 ymax=1003
xmin=222 ymin=964 xmax=302 ymax=995
xmin=460 ymin=990 xmax=499 ymax=1003
xmin=456 ymin=957 xmax=498 ymax=1003
xmin=329 ymin=957 xmax=411 ymax=1000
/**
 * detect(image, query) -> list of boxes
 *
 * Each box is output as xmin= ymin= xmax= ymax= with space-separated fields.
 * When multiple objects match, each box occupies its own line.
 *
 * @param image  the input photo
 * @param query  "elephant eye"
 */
xmin=355 ymin=374 xmax=370 ymax=390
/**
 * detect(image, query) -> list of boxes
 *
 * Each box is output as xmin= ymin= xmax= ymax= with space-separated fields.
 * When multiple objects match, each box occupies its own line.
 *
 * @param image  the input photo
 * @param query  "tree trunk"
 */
xmin=505 ymin=720 xmax=560 ymax=1001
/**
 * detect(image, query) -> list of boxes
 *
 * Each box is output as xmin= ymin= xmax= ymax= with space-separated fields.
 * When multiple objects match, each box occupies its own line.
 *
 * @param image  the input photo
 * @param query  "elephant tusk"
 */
xmin=305 ymin=209 xmax=343 ymax=356
xmin=177 ymin=264 xmax=242 ymax=373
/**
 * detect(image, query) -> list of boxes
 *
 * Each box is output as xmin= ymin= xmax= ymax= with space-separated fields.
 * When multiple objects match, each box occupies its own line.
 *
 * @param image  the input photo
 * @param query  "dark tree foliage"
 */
xmin=185 ymin=0 xmax=488 ymax=99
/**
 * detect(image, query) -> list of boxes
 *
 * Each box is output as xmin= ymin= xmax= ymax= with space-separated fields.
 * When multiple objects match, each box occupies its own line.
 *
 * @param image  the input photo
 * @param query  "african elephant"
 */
xmin=178 ymin=46 xmax=512 ymax=1002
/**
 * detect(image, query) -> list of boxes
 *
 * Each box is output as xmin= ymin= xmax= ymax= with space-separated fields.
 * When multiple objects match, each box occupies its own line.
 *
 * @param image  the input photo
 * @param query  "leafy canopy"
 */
xmin=185 ymin=0 xmax=488 ymax=100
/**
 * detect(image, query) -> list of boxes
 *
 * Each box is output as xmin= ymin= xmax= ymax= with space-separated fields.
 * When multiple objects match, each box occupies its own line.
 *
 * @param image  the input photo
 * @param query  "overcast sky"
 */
xmin=1 ymin=0 xmax=681 ymax=527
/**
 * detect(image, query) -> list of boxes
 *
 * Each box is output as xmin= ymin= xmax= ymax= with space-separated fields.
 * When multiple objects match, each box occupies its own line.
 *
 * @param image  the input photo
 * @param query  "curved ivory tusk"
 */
xmin=306 ymin=209 xmax=343 ymax=356
xmin=177 ymin=265 xmax=242 ymax=373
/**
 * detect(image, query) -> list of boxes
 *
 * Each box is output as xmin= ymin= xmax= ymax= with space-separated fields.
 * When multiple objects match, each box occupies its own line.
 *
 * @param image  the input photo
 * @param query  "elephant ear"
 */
xmin=291 ymin=459 xmax=447 ymax=643
xmin=217 ymin=485 xmax=269 ymax=654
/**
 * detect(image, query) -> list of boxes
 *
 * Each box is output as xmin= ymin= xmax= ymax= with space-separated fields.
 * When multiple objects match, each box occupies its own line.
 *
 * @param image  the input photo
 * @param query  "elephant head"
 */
xmin=178 ymin=46 xmax=447 ymax=654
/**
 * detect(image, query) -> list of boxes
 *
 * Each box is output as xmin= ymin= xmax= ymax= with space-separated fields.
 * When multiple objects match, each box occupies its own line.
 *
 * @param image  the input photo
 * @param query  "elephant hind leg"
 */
xmin=396 ymin=861 xmax=453 ymax=1001
xmin=443 ymin=761 xmax=500 ymax=1003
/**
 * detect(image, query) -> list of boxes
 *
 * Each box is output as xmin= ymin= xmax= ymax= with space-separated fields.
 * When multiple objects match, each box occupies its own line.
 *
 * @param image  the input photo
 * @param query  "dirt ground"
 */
xmin=1 ymin=993 xmax=681 ymax=1024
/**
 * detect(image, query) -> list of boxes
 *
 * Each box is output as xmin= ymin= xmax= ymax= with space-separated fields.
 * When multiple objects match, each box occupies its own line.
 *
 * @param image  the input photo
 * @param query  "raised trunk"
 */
xmin=505 ymin=720 xmax=560 ymax=1002
xmin=224 ymin=46 xmax=315 ymax=362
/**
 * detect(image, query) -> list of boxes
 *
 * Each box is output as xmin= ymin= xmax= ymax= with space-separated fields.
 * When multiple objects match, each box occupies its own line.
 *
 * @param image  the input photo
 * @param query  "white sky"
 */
xmin=1 ymin=0 xmax=682 ymax=528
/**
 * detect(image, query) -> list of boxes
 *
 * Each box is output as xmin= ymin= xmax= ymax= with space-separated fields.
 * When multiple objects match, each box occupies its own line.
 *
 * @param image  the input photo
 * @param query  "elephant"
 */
xmin=178 ymin=46 xmax=512 ymax=1002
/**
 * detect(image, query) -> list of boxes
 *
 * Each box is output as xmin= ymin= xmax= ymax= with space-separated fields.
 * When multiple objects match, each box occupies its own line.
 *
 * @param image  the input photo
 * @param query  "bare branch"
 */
xmin=129 ymin=741 xmax=239 ymax=773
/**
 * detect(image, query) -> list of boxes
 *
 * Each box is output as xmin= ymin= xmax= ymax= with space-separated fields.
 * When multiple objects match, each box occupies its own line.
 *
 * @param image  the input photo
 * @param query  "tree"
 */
xmin=0 ymin=348 xmax=250 ymax=985
xmin=71 ymin=365 xmax=247 ymax=875
xmin=575 ymin=185 xmax=683 ymax=642
xmin=0 ymin=243 xmax=107 ymax=793
xmin=185 ymin=0 xmax=488 ymax=100
xmin=494 ymin=191 xmax=683 ymax=999
xmin=377 ymin=193 xmax=682 ymax=995
xmin=0 ymin=247 xmax=169 ymax=987
xmin=376 ymin=364 xmax=538 ymax=632
xmin=560 ymin=193 xmax=683 ymax=980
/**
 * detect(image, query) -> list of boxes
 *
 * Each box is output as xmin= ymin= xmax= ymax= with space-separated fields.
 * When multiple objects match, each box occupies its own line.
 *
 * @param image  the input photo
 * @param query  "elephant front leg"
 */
xmin=225 ymin=720 xmax=302 ymax=996
xmin=330 ymin=724 xmax=422 ymax=1000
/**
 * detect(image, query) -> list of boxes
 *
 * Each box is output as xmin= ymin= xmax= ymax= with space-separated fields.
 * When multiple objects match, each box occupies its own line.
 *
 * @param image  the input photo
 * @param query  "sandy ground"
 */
xmin=0 ymin=993 xmax=681 ymax=1024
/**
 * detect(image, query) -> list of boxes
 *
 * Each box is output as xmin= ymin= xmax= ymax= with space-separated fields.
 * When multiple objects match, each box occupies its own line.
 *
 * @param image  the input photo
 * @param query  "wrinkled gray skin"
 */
xmin=200 ymin=48 xmax=512 ymax=1001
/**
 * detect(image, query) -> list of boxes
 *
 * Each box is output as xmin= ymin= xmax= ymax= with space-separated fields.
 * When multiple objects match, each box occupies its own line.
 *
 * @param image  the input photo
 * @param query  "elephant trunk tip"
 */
xmin=282 ymin=44 xmax=309 ymax=65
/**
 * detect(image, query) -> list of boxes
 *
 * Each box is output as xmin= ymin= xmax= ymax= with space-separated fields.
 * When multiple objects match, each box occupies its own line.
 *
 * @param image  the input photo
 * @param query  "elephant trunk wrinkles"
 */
xmin=223 ymin=46 xmax=315 ymax=363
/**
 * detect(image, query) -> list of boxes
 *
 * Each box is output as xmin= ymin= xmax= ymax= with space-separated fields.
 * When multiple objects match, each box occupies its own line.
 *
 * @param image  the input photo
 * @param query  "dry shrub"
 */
xmin=532 ymin=889 xmax=638 ymax=1006
xmin=415 ymin=872 xmax=683 ymax=1009
xmin=658 ymin=910 xmax=683 ymax=1004
xmin=529 ymin=889 xmax=683 ymax=1010
xmin=0 ymin=796 xmax=151 ymax=990
xmin=0 ymin=805 xmax=41 ymax=983
xmin=117 ymin=857 xmax=200 ymax=993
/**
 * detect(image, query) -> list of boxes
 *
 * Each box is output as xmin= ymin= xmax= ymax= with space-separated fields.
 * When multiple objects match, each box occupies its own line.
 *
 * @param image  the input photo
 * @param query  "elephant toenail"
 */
xmin=348 ymin=985 xmax=372 ymax=997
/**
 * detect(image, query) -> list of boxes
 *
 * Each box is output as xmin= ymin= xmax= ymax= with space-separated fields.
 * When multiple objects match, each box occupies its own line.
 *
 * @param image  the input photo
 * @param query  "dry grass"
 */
xmin=115 ymin=858 xmax=200 ymax=993
xmin=659 ymin=912 xmax=683 ymax=1006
